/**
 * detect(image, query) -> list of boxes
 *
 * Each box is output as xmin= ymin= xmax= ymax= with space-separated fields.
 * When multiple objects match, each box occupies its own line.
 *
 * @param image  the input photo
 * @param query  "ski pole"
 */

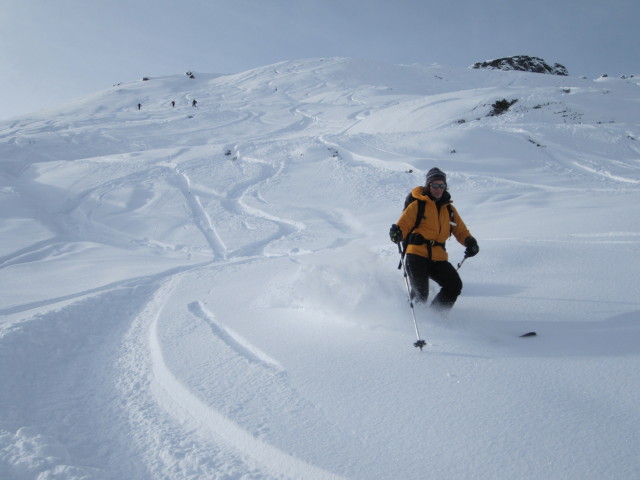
xmin=456 ymin=254 xmax=468 ymax=271
xmin=397 ymin=243 xmax=426 ymax=350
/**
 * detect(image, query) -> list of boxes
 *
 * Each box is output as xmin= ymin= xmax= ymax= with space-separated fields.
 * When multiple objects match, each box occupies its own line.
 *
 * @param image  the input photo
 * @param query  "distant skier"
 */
xmin=389 ymin=167 xmax=479 ymax=311
xmin=192 ymin=99 xmax=197 ymax=107
xmin=137 ymin=103 xmax=142 ymax=110
xmin=171 ymin=100 xmax=175 ymax=107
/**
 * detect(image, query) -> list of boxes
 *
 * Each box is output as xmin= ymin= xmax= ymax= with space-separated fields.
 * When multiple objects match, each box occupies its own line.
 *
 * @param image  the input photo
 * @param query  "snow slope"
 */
xmin=1 ymin=57 xmax=639 ymax=480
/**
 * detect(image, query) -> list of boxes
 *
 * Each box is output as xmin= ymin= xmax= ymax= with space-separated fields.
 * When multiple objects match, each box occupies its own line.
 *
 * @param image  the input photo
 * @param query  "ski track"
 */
xmin=170 ymin=166 xmax=228 ymax=260
xmin=113 ymin=277 xmax=270 ymax=480
xmin=0 ymin=267 xmax=348 ymax=479
xmin=1 ymin=136 xmax=345 ymax=478
xmin=187 ymin=300 xmax=285 ymax=373
xmin=119 ymin=275 xmax=353 ymax=479
xmin=0 ymin=132 xmax=356 ymax=478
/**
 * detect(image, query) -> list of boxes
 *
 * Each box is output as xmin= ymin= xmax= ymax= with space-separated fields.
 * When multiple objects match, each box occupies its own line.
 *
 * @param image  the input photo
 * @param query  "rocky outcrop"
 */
xmin=471 ymin=55 xmax=568 ymax=76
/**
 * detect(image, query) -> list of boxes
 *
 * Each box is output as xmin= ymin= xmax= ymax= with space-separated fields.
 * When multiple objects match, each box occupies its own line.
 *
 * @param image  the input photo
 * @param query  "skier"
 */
xmin=389 ymin=167 xmax=479 ymax=311
xmin=192 ymin=99 xmax=197 ymax=107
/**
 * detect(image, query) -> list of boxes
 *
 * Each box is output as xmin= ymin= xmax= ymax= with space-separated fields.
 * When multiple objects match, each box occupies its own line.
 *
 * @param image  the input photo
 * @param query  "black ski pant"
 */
xmin=405 ymin=253 xmax=462 ymax=310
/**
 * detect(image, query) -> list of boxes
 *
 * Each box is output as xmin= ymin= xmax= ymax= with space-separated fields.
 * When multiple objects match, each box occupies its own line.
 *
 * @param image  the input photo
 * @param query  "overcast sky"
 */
xmin=1 ymin=0 xmax=638 ymax=120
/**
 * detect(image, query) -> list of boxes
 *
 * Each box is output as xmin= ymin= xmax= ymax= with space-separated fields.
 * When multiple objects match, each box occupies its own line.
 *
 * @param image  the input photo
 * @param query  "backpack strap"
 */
xmin=447 ymin=204 xmax=454 ymax=222
xmin=413 ymin=199 xmax=426 ymax=232
xmin=446 ymin=204 xmax=456 ymax=236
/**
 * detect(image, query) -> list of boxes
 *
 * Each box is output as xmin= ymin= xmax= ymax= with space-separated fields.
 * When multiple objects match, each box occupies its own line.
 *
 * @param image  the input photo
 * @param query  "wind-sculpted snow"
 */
xmin=1 ymin=57 xmax=640 ymax=479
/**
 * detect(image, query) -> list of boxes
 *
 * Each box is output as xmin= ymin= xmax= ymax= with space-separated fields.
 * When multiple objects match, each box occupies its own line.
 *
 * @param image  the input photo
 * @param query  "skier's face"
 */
xmin=429 ymin=182 xmax=446 ymax=199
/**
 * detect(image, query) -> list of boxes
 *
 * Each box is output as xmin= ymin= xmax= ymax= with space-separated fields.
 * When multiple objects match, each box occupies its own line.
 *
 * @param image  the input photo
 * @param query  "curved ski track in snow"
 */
xmin=130 ymin=276 xmax=351 ymax=479
xmin=187 ymin=300 xmax=285 ymax=372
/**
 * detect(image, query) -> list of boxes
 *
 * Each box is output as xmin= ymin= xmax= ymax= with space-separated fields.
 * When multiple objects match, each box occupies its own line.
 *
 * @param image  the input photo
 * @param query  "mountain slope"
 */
xmin=1 ymin=57 xmax=639 ymax=480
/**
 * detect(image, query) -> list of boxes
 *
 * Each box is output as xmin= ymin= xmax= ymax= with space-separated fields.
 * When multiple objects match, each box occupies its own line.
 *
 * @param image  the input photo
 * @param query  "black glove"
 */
xmin=464 ymin=236 xmax=479 ymax=257
xmin=389 ymin=224 xmax=403 ymax=244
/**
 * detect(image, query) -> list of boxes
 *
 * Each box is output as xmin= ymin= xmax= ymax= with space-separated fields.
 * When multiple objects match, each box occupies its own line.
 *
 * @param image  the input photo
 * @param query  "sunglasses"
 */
xmin=430 ymin=183 xmax=447 ymax=190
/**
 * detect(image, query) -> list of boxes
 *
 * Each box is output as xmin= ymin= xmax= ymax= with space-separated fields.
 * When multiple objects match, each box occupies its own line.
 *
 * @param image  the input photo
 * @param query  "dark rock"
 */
xmin=471 ymin=55 xmax=568 ymax=76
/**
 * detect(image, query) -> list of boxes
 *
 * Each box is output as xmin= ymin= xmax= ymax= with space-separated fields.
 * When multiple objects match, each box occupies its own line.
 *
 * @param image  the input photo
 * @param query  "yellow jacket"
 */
xmin=396 ymin=186 xmax=471 ymax=261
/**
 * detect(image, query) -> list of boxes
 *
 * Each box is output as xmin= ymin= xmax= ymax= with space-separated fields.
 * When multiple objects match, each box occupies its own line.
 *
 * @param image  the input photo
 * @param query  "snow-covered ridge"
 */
xmin=1 ymin=57 xmax=639 ymax=479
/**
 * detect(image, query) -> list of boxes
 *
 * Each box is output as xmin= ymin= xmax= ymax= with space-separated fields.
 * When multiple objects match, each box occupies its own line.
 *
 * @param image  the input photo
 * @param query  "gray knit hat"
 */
xmin=425 ymin=167 xmax=446 ymax=185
